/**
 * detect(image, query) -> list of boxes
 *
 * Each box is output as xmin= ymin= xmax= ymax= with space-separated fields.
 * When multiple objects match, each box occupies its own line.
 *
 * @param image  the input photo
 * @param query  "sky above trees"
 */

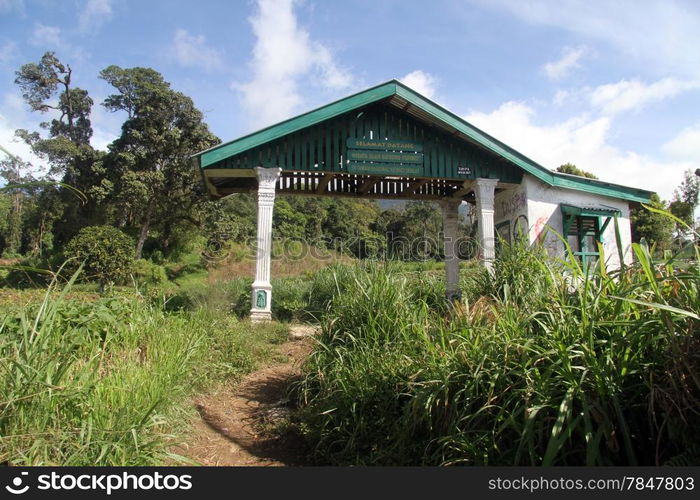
xmin=1 ymin=0 xmax=699 ymax=200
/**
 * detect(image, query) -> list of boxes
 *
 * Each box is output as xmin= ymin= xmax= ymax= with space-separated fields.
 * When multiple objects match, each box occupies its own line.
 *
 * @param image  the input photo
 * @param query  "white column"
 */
xmin=475 ymin=178 xmax=499 ymax=273
xmin=250 ymin=167 xmax=281 ymax=322
xmin=440 ymin=199 xmax=462 ymax=303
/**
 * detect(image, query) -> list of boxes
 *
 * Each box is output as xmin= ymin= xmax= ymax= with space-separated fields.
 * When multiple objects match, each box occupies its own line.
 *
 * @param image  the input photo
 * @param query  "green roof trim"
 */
xmin=193 ymin=80 xmax=653 ymax=203
xmin=560 ymin=204 xmax=622 ymax=218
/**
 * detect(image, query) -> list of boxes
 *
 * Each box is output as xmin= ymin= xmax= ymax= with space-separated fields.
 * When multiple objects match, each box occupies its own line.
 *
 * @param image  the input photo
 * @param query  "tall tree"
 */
xmin=13 ymin=52 xmax=105 ymax=246
xmin=556 ymin=163 xmax=598 ymax=179
xmin=100 ymin=66 xmax=219 ymax=258
xmin=15 ymin=52 xmax=94 ymax=151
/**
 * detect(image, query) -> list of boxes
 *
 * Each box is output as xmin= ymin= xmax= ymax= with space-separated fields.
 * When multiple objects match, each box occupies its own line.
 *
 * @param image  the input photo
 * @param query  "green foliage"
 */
xmin=0 ymin=157 xmax=36 ymax=256
xmin=630 ymin=193 xmax=674 ymax=251
xmin=132 ymin=259 xmax=168 ymax=287
xmin=556 ymin=162 xmax=598 ymax=179
xmin=15 ymin=52 xmax=93 ymax=146
xmin=65 ymin=226 xmax=135 ymax=287
xmin=274 ymin=199 xmax=308 ymax=240
xmin=271 ymin=277 xmax=312 ymax=322
xmin=669 ymin=169 xmax=700 ymax=233
xmin=99 ymin=65 xmax=220 ymax=259
xmin=297 ymin=243 xmax=700 ymax=465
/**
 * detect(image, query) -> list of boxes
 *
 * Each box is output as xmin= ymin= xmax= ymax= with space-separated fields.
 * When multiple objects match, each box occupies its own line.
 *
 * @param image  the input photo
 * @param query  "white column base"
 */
xmin=250 ymin=310 xmax=272 ymax=323
xmin=250 ymin=282 xmax=272 ymax=322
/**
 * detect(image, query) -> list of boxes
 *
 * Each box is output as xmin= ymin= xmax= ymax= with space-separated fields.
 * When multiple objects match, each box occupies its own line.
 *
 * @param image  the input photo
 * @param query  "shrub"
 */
xmin=271 ymin=277 xmax=311 ymax=322
xmin=65 ymin=226 xmax=135 ymax=288
xmin=132 ymin=259 xmax=168 ymax=287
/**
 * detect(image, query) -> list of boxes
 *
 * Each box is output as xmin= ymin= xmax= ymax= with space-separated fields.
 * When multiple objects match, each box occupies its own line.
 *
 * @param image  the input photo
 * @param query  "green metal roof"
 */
xmin=194 ymin=80 xmax=653 ymax=203
xmin=560 ymin=204 xmax=622 ymax=218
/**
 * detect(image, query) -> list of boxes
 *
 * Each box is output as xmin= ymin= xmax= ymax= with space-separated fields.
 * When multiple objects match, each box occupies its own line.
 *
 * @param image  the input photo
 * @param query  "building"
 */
xmin=191 ymin=80 xmax=653 ymax=320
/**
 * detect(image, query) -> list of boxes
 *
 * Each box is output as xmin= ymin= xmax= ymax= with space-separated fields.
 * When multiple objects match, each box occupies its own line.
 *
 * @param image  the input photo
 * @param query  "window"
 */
xmin=560 ymin=204 xmax=619 ymax=269
xmin=566 ymin=215 xmax=600 ymax=267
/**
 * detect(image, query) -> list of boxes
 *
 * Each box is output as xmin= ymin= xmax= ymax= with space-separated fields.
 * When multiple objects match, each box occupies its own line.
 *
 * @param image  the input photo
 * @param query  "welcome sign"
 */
xmin=346 ymin=138 xmax=424 ymax=176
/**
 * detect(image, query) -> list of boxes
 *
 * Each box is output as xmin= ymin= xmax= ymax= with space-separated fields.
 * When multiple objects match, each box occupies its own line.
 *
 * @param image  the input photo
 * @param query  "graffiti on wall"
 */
xmin=499 ymin=190 xmax=527 ymax=220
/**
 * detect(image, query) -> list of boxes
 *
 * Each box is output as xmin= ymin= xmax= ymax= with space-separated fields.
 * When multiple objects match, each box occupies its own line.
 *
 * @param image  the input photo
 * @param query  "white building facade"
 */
xmin=495 ymin=174 xmax=634 ymax=269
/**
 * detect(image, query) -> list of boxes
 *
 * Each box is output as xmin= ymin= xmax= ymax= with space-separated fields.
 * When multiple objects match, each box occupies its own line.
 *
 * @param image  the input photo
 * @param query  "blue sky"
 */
xmin=1 ymin=0 xmax=699 ymax=200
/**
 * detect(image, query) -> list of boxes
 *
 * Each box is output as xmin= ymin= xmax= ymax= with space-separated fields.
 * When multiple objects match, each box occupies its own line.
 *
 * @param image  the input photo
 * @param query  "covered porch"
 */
xmin=192 ymin=80 xmax=650 ymax=320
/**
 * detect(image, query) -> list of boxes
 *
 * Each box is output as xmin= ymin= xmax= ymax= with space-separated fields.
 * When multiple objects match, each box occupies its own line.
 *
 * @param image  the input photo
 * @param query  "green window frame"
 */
xmin=560 ymin=204 xmax=620 ymax=268
xmin=566 ymin=215 xmax=601 ymax=267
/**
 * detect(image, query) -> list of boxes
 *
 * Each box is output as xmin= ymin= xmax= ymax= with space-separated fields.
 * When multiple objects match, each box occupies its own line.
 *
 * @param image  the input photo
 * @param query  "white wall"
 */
xmin=493 ymin=174 xmax=633 ymax=269
xmin=494 ymin=183 xmax=528 ymax=243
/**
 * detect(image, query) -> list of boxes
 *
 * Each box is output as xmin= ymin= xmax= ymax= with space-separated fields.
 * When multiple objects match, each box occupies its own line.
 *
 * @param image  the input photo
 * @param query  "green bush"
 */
xmin=271 ymin=277 xmax=311 ymax=322
xmin=65 ymin=226 xmax=135 ymax=288
xmin=132 ymin=259 xmax=168 ymax=287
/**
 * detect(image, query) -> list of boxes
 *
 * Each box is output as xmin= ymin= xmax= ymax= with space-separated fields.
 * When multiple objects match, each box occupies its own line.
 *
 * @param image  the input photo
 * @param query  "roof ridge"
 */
xmin=193 ymin=81 xmax=653 ymax=203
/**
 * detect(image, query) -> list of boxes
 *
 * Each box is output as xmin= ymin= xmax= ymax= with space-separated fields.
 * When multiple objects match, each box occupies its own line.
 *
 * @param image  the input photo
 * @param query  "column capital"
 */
xmin=255 ymin=166 xmax=281 ymax=190
xmin=475 ymin=178 xmax=499 ymax=208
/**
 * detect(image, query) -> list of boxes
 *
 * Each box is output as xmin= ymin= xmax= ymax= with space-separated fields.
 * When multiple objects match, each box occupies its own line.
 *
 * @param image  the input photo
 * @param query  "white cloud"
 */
xmin=400 ymin=70 xmax=438 ymax=99
xmin=315 ymin=44 xmax=352 ymax=89
xmin=464 ymin=101 xmax=694 ymax=200
xmin=475 ymin=0 xmax=700 ymax=78
xmin=170 ymin=29 xmax=224 ymax=72
xmin=0 ymin=41 xmax=17 ymax=62
xmin=0 ymin=92 xmax=49 ymax=175
xmin=543 ymin=46 xmax=586 ymax=80
xmin=30 ymin=23 xmax=63 ymax=49
xmin=589 ymin=77 xmax=700 ymax=115
xmin=662 ymin=123 xmax=700 ymax=160
xmin=78 ymin=0 xmax=113 ymax=33
xmin=234 ymin=0 xmax=353 ymax=130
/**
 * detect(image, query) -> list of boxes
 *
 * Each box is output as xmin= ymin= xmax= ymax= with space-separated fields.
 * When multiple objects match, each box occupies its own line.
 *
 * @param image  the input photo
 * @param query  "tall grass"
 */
xmin=296 ymin=240 xmax=700 ymax=465
xmin=0 ymin=272 xmax=287 ymax=465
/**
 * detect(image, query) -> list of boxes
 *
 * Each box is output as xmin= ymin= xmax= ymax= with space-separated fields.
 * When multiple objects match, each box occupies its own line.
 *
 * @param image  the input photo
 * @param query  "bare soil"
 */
xmin=175 ymin=325 xmax=318 ymax=466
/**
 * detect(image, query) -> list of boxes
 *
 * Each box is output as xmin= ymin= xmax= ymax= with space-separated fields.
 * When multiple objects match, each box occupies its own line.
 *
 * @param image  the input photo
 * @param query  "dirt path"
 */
xmin=176 ymin=325 xmax=318 ymax=466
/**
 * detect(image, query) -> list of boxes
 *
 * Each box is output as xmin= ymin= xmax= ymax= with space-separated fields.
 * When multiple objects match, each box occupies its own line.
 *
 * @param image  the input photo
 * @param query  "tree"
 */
xmin=274 ymin=199 xmax=308 ymax=240
xmin=401 ymin=201 xmax=443 ymax=260
xmin=630 ymin=193 xmax=674 ymax=251
xmin=65 ymin=225 xmax=135 ymax=289
xmin=556 ymin=163 xmax=598 ymax=179
xmin=15 ymin=52 xmax=94 ymax=157
xmin=323 ymin=199 xmax=381 ymax=257
xmin=0 ymin=155 xmax=36 ymax=256
xmin=13 ymin=52 xmax=105 ymax=248
xmin=669 ymin=169 xmax=700 ymax=232
xmin=100 ymin=66 xmax=219 ymax=258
